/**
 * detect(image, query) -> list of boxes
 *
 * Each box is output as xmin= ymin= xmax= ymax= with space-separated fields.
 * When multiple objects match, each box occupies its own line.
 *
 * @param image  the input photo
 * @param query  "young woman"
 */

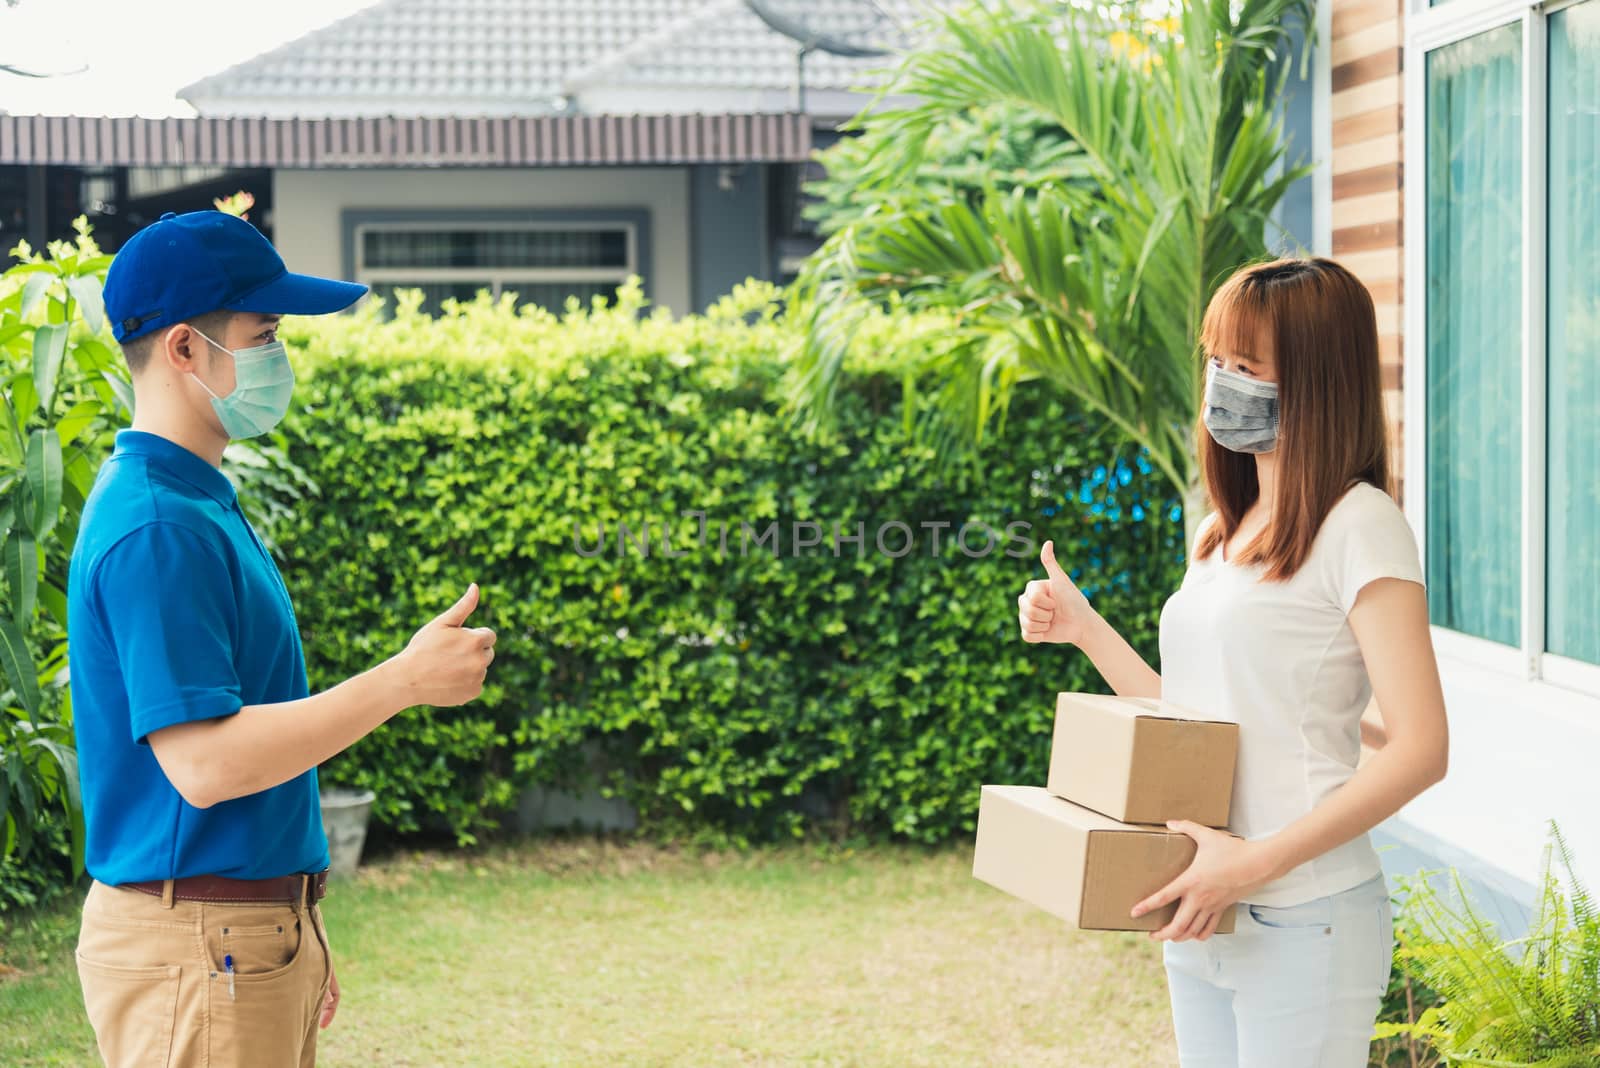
xmin=1016 ymin=257 xmax=1449 ymax=1067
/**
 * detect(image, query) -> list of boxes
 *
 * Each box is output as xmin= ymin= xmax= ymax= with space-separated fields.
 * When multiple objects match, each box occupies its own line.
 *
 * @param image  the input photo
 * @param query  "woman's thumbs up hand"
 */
xmin=1017 ymin=540 xmax=1096 ymax=646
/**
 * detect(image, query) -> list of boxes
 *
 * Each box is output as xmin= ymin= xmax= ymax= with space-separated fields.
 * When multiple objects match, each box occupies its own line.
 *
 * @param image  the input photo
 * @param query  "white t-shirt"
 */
xmin=1158 ymin=481 xmax=1425 ymax=907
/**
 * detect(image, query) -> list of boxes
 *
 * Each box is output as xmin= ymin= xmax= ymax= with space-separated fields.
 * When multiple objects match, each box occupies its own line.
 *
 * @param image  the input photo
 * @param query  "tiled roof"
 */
xmin=180 ymin=0 xmax=704 ymax=117
xmin=564 ymin=0 xmax=924 ymax=95
xmin=180 ymin=0 xmax=941 ymax=119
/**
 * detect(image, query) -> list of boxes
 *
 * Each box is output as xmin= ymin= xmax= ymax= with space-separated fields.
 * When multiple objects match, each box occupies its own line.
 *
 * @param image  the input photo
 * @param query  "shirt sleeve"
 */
xmin=1334 ymin=487 xmax=1426 ymax=615
xmin=91 ymin=522 xmax=244 ymax=743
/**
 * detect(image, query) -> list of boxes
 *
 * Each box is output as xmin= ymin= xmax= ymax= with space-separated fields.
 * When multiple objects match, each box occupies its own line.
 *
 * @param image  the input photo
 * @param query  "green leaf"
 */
xmin=38 ymin=580 xmax=67 ymax=629
xmin=72 ymin=337 xmax=118 ymax=374
xmin=20 ymin=273 xmax=53 ymax=319
xmin=12 ymin=762 xmax=35 ymax=857
xmin=0 ymin=397 xmax=21 ymax=468
xmin=102 ymin=370 xmax=135 ymax=418
xmin=10 ymin=372 xmax=38 ymax=428
xmin=66 ymin=273 xmax=106 ymax=335
xmin=31 ymin=323 xmax=68 ymax=414
xmin=3 ymin=527 xmax=37 ymax=624
xmin=0 ymin=616 xmax=39 ymax=717
xmin=63 ymin=452 xmax=96 ymax=500
xmin=30 ymin=736 xmax=80 ymax=820
xmin=24 ymin=430 xmax=62 ymax=542
xmin=53 ymin=399 xmax=103 ymax=448
xmin=69 ymin=805 xmax=86 ymax=875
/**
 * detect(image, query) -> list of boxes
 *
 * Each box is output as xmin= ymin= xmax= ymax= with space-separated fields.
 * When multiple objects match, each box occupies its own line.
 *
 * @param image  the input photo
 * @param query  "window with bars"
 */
xmin=354 ymin=221 xmax=637 ymax=316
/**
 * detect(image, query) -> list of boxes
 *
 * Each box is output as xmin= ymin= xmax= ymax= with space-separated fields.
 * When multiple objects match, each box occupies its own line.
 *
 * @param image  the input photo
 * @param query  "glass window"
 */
xmin=1547 ymin=0 xmax=1600 ymax=665
xmin=356 ymin=223 xmax=635 ymax=316
xmin=361 ymin=228 xmax=629 ymax=271
xmin=1424 ymin=24 xmax=1523 ymax=646
xmin=367 ymin=280 xmax=623 ymax=317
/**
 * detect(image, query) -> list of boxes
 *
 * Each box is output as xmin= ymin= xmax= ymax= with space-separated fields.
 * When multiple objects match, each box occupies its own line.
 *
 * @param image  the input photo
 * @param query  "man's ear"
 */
xmin=159 ymin=324 xmax=202 ymax=372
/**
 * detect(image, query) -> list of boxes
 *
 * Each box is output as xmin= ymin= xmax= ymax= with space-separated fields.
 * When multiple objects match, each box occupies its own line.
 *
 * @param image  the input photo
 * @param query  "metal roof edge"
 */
xmin=0 ymin=112 xmax=816 ymax=168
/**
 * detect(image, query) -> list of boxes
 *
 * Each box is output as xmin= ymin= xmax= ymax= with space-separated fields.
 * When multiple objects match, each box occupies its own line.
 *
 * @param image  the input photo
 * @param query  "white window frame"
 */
xmin=1403 ymin=0 xmax=1600 ymax=699
xmin=353 ymin=219 xmax=639 ymax=305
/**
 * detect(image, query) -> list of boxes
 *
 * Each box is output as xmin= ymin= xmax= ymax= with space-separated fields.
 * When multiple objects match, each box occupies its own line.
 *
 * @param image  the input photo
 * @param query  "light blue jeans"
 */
xmin=1163 ymin=874 xmax=1394 ymax=1067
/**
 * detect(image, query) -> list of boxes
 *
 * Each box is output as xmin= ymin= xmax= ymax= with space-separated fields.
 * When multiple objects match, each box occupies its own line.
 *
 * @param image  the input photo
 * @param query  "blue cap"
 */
xmin=104 ymin=211 xmax=368 ymax=343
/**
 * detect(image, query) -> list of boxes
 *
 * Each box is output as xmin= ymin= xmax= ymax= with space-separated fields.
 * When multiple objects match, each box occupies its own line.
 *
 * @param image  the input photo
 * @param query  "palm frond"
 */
xmin=789 ymin=0 xmax=1315 ymax=497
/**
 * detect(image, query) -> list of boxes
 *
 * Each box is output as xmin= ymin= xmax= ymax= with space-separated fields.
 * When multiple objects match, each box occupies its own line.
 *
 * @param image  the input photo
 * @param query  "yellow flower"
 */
xmin=1108 ymin=30 xmax=1147 ymax=60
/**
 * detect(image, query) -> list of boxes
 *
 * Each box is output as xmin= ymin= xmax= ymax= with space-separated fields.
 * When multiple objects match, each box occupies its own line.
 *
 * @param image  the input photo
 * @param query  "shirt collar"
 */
xmin=113 ymin=430 xmax=238 ymax=507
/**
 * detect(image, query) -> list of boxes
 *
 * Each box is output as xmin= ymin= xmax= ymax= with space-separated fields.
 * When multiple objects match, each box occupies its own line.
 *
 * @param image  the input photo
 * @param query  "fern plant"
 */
xmin=1376 ymin=823 xmax=1600 ymax=1066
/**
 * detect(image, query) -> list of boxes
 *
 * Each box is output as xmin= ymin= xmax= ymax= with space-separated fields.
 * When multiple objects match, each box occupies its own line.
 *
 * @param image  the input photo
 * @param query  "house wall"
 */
xmin=272 ymin=166 xmax=694 ymax=314
xmin=689 ymin=163 xmax=770 ymax=311
xmin=1330 ymin=0 xmax=1405 ymax=491
xmin=1328 ymin=0 xmax=1600 ymax=916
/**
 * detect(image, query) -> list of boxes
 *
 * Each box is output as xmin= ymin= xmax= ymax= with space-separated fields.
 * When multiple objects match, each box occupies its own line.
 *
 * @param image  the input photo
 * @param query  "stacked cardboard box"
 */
xmin=973 ymin=693 xmax=1240 ymax=932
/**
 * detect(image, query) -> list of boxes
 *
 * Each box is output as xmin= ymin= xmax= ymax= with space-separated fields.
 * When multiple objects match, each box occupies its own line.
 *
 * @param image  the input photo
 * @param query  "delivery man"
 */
xmin=69 ymin=210 xmax=496 ymax=1066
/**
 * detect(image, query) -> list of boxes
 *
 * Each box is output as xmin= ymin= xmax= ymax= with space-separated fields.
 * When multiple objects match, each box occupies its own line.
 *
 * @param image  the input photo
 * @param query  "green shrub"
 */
xmin=1375 ymin=825 xmax=1600 ymax=1066
xmin=1 ymin=219 xmax=124 ymax=883
xmin=1370 ymin=879 xmax=1445 ymax=1068
xmin=276 ymin=282 xmax=1185 ymax=846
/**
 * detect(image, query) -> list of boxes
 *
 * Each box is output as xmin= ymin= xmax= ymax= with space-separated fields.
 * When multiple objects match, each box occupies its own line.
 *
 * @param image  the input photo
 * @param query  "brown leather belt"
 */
xmin=120 ymin=871 xmax=328 ymax=906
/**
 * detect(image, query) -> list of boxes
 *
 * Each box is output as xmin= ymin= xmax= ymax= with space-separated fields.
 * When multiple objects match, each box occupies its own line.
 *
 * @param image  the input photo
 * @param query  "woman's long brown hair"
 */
xmin=1193 ymin=257 xmax=1391 ymax=580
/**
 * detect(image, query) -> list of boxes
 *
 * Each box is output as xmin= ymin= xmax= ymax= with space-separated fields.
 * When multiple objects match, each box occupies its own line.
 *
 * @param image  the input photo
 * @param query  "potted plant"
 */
xmin=319 ymin=785 xmax=376 ymax=878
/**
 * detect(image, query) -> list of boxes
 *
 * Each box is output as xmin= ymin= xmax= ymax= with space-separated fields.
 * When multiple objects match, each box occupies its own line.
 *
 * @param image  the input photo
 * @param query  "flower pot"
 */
xmin=319 ymin=787 xmax=376 ymax=878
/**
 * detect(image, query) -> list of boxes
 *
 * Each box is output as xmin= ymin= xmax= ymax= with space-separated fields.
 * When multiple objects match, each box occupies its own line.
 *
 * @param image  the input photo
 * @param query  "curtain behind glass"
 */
xmin=363 ymin=229 xmax=629 ymax=270
xmin=369 ymin=280 xmax=621 ymax=317
xmin=1548 ymin=1 xmax=1600 ymax=665
xmin=1425 ymin=25 xmax=1523 ymax=646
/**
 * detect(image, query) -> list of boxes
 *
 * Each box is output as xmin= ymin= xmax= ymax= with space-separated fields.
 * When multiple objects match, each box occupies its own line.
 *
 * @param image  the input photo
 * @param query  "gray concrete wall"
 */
xmin=1374 ymin=819 xmax=1537 ymax=941
xmin=689 ymin=163 xmax=770 ymax=310
xmin=272 ymin=166 xmax=693 ymax=314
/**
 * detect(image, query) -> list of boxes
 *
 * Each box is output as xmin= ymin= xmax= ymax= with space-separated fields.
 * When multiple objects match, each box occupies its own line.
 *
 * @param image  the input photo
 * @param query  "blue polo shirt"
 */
xmin=67 ymin=430 xmax=329 ymax=884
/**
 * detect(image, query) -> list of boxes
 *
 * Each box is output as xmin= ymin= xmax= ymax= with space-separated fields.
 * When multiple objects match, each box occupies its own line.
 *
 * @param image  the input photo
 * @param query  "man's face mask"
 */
xmin=1202 ymin=362 xmax=1279 ymax=455
xmin=189 ymin=327 xmax=295 ymax=440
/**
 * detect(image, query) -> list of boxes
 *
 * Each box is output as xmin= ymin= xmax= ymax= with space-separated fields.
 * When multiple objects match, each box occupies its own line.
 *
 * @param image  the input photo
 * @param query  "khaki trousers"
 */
xmin=76 ymin=880 xmax=333 ymax=1068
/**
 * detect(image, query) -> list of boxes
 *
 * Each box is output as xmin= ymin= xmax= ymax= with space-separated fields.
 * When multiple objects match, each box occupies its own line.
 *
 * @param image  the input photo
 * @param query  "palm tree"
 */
xmin=790 ymin=0 xmax=1313 ymax=533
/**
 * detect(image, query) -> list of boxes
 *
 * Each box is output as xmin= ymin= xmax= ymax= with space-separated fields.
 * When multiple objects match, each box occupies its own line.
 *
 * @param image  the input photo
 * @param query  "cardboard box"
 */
xmin=972 ymin=785 xmax=1236 ymax=933
xmin=1047 ymin=693 xmax=1238 ymax=829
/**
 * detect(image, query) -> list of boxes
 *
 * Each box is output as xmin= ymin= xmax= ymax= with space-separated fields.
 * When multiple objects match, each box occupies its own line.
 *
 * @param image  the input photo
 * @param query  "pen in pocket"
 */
xmin=224 ymin=953 xmax=236 ymax=1000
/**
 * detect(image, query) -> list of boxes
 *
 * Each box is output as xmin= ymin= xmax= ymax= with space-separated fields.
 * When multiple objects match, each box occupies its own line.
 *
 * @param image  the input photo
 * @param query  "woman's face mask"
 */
xmin=189 ymin=326 xmax=296 ymax=440
xmin=1203 ymin=362 xmax=1279 ymax=454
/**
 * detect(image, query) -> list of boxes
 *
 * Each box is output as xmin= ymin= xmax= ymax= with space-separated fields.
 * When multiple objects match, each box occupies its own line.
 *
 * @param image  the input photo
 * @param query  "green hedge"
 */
xmin=272 ymin=283 xmax=1184 ymax=845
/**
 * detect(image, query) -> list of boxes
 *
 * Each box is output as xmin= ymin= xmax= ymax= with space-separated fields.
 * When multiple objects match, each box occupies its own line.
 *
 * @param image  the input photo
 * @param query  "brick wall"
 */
xmin=1330 ymin=0 xmax=1406 ymax=499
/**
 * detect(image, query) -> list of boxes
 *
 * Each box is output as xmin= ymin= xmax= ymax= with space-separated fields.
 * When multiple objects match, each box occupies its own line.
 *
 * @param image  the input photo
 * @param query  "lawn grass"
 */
xmin=0 ymin=840 xmax=1178 ymax=1066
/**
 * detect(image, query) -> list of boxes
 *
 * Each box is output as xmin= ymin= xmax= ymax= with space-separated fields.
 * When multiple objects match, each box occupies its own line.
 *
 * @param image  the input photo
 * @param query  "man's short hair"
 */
xmin=120 ymin=310 xmax=235 ymax=375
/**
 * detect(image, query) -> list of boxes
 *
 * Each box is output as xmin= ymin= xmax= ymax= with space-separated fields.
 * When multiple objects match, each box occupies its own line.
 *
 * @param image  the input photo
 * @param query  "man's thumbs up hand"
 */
xmin=394 ymin=583 xmax=498 ymax=707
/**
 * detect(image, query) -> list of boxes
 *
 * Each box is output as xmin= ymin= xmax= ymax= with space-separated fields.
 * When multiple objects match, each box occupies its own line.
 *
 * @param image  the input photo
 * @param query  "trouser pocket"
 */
xmin=76 ymin=953 xmax=182 ymax=1068
xmin=204 ymin=915 xmax=303 ymax=980
xmin=1246 ymin=898 xmax=1334 ymax=932
xmin=201 ymin=904 xmax=324 ymax=1068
